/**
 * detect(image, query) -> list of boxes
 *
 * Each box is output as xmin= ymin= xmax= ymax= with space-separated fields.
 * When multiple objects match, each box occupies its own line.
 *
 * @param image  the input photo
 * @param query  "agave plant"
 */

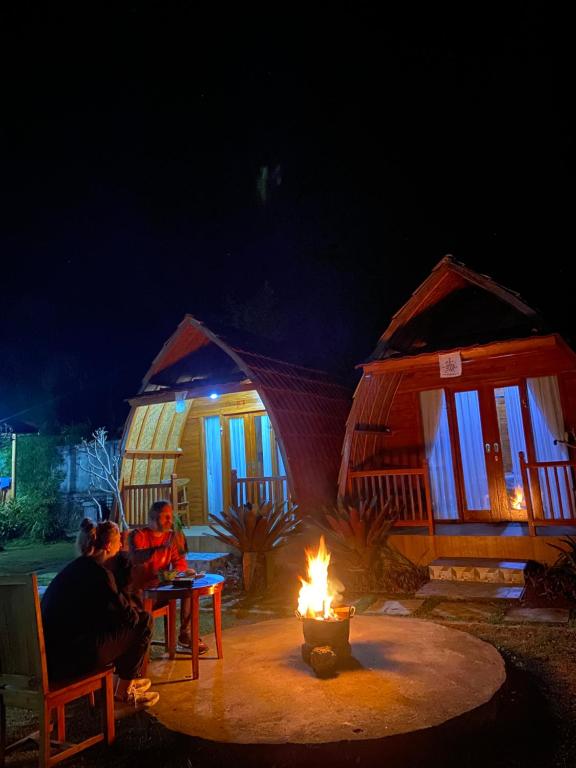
xmin=208 ymin=501 xmax=301 ymax=552
xmin=549 ymin=536 xmax=576 ymax=574
xmin=312 ymin=497 xmax=396 ymax=573
xmin=312 ymin=497 xmax=427 ymax=593
xmin=208 ymin=502 xmax=301 ymax=592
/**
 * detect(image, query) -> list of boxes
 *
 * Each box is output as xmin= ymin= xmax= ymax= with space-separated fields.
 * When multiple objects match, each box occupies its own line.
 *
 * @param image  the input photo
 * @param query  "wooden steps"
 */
xmin=416 ymin=557 xmax=527 ymax=600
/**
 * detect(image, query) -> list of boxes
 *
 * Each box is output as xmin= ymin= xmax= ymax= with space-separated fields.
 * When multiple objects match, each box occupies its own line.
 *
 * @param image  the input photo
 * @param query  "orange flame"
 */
xmin=510 ymin=485 xmax=526 ymax=510
xmin=297 ymin=536 xmax=336 ymax=620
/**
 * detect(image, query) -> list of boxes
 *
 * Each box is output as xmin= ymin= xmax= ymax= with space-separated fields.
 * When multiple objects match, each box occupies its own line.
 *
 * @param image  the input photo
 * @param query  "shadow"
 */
xmin=277 ymin=640 xmax=422 ymax=679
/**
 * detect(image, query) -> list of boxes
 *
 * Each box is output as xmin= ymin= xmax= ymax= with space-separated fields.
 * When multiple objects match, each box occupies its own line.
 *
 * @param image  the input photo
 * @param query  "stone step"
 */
xmin=415 ymin=580 xmax=524 ymax=601
xmin=428 ymin=557 xmax=528 ymax=586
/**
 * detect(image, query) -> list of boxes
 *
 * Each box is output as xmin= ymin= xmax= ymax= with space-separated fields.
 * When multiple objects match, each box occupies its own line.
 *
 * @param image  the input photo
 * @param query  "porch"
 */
xmin=121 ymin=469 xmax=290 ymax=530
xmin=347 ymin=460 xmax=576 ymax=565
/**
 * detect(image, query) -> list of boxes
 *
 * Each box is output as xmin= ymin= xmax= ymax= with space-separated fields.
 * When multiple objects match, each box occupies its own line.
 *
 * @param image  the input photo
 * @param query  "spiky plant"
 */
xmin=549 ymin=536 xmax=576 ymax=574
xmin=208 ymin=501 xmax=301 ymax=553
xmin=312 ymin=497 xmax=428 ymax=594
xmin=312 ymin=497 xmax=396 ymax=573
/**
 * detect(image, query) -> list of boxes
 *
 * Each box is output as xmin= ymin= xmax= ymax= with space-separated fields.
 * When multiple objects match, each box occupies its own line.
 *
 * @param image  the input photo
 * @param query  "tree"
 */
xmin=78 ymin=427 xmax=126 ymax=530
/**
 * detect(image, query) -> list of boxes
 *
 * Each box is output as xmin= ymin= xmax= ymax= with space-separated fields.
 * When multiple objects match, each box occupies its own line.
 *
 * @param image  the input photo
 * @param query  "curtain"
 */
xmin=454 ymin=390 xmax=490 ymax=511
xmin=527 ymin=376 xmax=571 ymax=519
xmin=502 ymin=386 xmax=527 ymax=491
xmin=258 ymin=415 xmax=274 ymax=477
xmin=204 ymin=416 xmax=224 ymax=518
xmin=229 ymin=417 xmax=247 ymax=505
xmin=420 ymin=390 xmax=459 ymax=520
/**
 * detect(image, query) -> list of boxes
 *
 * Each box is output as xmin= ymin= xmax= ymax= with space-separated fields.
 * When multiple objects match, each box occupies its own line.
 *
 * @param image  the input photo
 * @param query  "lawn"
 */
xmin=0 ymin=539 xmax=75 ymax=582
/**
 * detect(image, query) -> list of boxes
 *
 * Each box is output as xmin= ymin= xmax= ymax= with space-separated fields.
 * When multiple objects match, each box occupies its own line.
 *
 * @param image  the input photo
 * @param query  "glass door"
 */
xmin=492 ymin=385 xmax=529 ymax=520
xmin=222 ymin=411 xmax=288 ymax=508
xmin=452 ymin=389 xmax=494 ymax=519
xmin=449 ymin=384 xmax=532 ymax=521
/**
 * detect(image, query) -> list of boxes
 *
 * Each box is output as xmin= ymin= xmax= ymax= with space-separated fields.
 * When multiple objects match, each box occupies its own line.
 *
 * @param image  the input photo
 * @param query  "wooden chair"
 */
xmin=0 ymin=574 xmax=114 ymax=768
xmin=175 ymin=478 xmax=190 ymax=526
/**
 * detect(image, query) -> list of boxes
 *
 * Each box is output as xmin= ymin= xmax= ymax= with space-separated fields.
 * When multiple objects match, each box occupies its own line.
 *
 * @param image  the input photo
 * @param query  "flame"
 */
xmin=297 ymin=536 xmax=336 ymax=620
xmin=510 ymin=485 xmax=526 ymax=510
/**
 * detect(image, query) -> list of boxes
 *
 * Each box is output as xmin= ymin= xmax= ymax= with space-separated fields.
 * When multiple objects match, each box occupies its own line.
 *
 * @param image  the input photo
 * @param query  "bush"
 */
xmin=0 ymin=499 xmax=27 ymax=543
xmin=312 ymin=497 xmax=428 ymax=595
xmin=0 ymin=493 xmax=65 ymax=544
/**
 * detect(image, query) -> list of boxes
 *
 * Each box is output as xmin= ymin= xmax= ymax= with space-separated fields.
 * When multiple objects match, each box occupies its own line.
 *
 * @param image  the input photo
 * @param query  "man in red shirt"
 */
xmin=130 ymin=500 xmax=208 ymax=654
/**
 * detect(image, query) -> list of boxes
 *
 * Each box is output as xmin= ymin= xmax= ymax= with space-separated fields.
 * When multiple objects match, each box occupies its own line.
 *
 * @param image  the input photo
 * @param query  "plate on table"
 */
xmin=171 ymin=576 xmax=196 ymax=588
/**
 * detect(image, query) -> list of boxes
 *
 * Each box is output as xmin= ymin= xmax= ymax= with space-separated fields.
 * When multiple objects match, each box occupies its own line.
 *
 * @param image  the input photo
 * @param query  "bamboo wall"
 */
xmin=122 ymin=390 xmax=266 ymax=525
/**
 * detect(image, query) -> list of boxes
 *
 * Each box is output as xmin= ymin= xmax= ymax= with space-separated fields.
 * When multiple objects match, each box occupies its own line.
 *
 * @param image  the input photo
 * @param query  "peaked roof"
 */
xmin=137 ymin=315 xmax=351 ymax=510
xmin=369 ymin=255 xmax=548 ymax=361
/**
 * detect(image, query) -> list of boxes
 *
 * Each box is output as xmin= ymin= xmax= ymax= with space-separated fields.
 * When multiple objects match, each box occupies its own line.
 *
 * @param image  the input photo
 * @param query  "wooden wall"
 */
xmin=340 ymin=336 xmax=576 ymax=494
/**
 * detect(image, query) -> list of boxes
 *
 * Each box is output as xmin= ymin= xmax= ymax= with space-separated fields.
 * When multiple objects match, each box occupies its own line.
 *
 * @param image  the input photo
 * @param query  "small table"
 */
xmin=143 ymin=574 xmax=224 ymax=680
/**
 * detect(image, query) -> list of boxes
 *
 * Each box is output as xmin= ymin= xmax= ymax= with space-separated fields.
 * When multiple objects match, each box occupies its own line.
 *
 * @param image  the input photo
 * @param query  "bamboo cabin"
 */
xmin=120 ymin=315 xmax=350 ymax=540
xmin=339 ymin=255 xmax=576 ymax=564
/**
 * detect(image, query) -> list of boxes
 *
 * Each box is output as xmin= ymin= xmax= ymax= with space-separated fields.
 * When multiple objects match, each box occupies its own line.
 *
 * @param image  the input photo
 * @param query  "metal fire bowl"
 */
xmin=296 ymin=606 xmax=355 ymax=668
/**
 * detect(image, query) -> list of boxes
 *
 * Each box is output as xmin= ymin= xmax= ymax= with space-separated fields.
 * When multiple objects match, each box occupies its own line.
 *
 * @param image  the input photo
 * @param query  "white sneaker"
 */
xmin=125 ymin=690 xmax=160 ymax=709
xmin=129 ymin=678 xmax=152 ymax=694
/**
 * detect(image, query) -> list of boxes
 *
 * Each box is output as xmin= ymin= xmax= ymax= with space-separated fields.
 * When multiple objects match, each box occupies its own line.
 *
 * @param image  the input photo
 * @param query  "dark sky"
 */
xmin=0 ymin=10 xmax=573 ymax=434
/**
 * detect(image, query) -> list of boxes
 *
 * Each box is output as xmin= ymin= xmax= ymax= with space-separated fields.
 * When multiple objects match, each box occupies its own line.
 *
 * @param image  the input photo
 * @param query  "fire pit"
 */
xmin=296 ymin=537 xmax=355 ymax=676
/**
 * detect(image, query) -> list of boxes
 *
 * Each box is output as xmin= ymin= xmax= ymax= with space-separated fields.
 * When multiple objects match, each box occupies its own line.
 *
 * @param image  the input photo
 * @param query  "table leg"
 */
xmin=191 ymin=593 xmax=200 ymax=680
xmin=168 ymin=600 xmax=177 ymax=660
xmin=213 ymin=589 xmax=223 ymax=659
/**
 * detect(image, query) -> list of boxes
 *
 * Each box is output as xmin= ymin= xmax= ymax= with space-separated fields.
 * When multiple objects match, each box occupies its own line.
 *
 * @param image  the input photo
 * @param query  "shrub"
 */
xmin=0 ymin=493 xmax=65 ymax=544
xmin=0 ymin=499 xmax=27 ymax=544
xmin=208 ymin=502 xmax=301 ymax=592
xmin=312 ymin=497 xmax=428 ymax=594
xmin=208 ymin=501 xmax=301 ymax=553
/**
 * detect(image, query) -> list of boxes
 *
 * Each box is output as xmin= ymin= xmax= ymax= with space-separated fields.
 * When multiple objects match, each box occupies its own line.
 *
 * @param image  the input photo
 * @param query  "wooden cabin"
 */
xmin=120 ymin=315 xmax=350 ymax=540
xmin=339 ymin=256 xmax=576 ymax=564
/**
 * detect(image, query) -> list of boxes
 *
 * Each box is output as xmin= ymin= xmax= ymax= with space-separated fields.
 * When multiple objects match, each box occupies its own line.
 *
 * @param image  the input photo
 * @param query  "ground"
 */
xmin=1 ymin=541 xmax=575 ymax=767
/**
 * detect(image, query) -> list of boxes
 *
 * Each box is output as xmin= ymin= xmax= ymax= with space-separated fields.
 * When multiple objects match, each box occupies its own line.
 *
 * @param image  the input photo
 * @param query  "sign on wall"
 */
xmin=438 ymin=352 xmax=462 ymax=378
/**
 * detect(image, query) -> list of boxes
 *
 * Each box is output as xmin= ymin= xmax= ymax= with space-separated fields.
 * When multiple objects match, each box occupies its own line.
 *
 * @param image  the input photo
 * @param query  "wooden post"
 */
xmin=231 ymin=470 xmax=238 ymax=507
xmin=519 ymin=452 xmax=536 ymax=537
xmin=170 ymin=473 xmax=178 ymax=510
xmin=422 ymin=460 xmax=435 ymax=536
xmin=8 ymin=433 xmax=17 ymax=500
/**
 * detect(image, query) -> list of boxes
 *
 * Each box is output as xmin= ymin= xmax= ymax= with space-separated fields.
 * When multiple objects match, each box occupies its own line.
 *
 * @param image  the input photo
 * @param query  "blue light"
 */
xmin=209 ymin=393 xmax=219 ymax=400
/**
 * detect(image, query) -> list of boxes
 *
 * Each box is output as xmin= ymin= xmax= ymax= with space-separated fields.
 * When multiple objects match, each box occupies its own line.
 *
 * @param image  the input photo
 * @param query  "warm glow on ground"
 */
xmin=297 ymin=536 xmax=337 ymax=619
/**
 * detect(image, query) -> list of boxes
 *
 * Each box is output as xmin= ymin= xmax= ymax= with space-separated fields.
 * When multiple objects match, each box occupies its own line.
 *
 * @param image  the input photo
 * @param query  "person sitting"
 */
xmin=42 ymin=519 xmax=159 ymax=708
xmin=129 ymin=500 xmax=208 ymax=654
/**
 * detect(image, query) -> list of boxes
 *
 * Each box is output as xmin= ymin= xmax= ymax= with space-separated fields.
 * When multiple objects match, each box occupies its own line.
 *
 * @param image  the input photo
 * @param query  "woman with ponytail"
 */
xmin=41 ymin=519 xmax=160 ymax=708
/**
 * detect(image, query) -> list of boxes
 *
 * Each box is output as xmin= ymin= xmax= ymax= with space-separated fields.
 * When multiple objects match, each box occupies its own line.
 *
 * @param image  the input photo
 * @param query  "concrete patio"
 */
xmin=147 ymin=616 xmax=505 ymax=744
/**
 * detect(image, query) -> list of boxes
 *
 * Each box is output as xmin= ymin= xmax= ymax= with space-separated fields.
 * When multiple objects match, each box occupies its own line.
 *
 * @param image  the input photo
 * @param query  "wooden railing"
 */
xmin=347 ymin=462 xmax=434 ymax=535
xmin=519 ymin=452 xmax=576 ymax=536
xmin=121 ymin=474 xmax=178 ymax=526
xmin=230 ymin=470 xmax=290 ymax=508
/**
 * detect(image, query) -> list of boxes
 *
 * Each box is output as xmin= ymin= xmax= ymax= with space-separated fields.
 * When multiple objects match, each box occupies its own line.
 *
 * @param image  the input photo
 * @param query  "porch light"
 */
xmin=175 ymin=391 xmax=187 ymax=413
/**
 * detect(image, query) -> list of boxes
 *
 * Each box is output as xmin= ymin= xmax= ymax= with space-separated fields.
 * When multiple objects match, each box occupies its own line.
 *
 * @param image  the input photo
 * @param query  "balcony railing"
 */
xmin=347 ymin=462 xmax=434 ymax=535
xmin=519 ymin=452 xmax=576 ymax=536
xmin=230 ymin=470 xmax=290 ymax=508
xmin=121 ymin=474 xmax=178 ymax=526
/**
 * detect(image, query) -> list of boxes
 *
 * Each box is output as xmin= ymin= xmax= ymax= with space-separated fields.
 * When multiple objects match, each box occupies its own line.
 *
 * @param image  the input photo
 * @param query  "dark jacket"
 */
xmin=41 ymin=555 xmax=139 ymax=678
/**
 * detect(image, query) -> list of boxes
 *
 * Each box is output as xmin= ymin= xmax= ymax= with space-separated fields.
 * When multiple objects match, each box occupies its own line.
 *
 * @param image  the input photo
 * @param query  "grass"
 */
xmin=0 ymin=539 xmax=75 ymax=578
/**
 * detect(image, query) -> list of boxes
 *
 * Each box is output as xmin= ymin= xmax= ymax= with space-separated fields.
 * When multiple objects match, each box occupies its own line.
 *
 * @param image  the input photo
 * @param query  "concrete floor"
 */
xmin=148 ymin=616 xmax=505 ymax=744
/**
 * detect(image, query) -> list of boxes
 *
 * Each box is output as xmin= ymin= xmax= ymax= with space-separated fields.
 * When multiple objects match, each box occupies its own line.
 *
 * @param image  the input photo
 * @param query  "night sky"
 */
xmin=0 ymin=10 xmax=572 ymax=434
